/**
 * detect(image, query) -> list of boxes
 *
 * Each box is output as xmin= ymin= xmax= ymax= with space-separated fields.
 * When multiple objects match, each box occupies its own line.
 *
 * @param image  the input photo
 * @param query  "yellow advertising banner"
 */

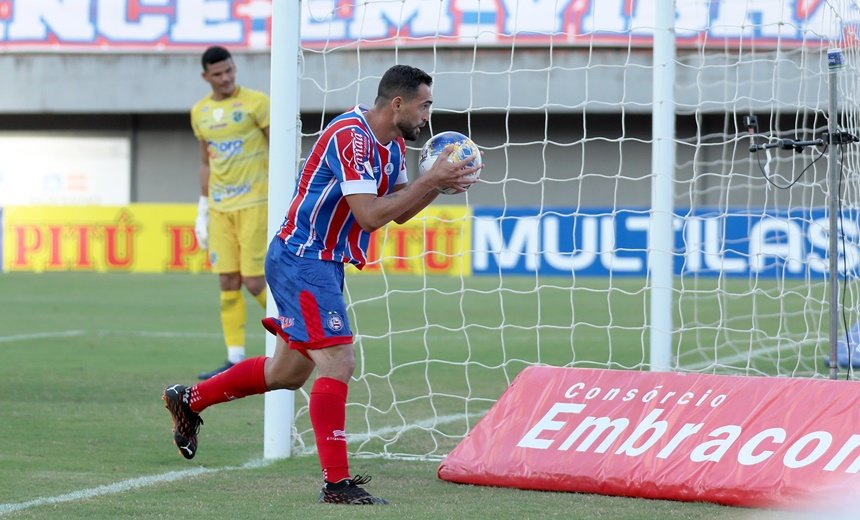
xmin=361 ymin=206 xmax=472 ymax=277
xmin=2 ymin=205 xmax=208 ymax=273
xmin=2 ymin=205 xmax=472 ymax=276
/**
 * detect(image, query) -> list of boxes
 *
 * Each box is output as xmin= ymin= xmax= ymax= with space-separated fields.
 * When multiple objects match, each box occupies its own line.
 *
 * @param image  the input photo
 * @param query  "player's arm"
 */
xmin=198 ymin=139 xmax=211 ymax=197
xmin=346 ymin=148 xmax=479 ymax=232
xmin=195 ymin=139 xmax=211 ymax=249
xmin=390 ymin=183 xmax=438 ymax=224
xmin=390 ymin=145 xmax=483 ymax=224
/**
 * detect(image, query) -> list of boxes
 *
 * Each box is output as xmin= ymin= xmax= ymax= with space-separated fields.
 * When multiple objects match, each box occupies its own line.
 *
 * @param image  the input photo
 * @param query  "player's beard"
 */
xmin=398 ymin=121 xmax=421 ymax=142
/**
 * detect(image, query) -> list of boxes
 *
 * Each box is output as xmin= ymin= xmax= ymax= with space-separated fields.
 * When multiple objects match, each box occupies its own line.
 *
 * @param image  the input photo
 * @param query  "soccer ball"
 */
xmin=417 ymin=131 xmax=482 ymax=194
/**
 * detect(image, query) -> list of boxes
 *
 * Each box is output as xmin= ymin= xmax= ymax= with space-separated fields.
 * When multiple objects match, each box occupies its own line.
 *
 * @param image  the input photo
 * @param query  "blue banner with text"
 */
xmin=471 ymin=207 xmax=860 ymax=278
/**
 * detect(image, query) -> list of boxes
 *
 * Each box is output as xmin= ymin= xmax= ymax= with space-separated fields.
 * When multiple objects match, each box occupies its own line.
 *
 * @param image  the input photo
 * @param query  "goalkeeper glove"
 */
xmin=195 ymin=195 xmax=209 ymax=250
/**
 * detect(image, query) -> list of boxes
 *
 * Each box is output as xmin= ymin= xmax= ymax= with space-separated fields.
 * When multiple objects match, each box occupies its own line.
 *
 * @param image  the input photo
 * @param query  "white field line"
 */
xmin=296 ymin=411 xmax=485 ymax=455
xmin=0 ymin=329 xmax=269 ymax=343
xmin=680 ymin=344 xmax=795 ymax=371
xmin=1 ymin=328 xmax=483 ymax=512
xmin=0 ymin=410 xmax=477 ymax=515
xmin=0 ymin=331 xmax=86 ymax=343
xmin=347 ymin=412 xmax=485 ymax=443
xmin=0 ymin=459 xmax=271 ymax=516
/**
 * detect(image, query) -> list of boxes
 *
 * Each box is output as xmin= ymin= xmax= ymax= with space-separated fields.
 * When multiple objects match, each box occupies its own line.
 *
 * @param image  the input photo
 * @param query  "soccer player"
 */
xmin=163 ymin=64 xmax=481 ymax=505
xmin=191 ymin=46 xmax=271 ymax=380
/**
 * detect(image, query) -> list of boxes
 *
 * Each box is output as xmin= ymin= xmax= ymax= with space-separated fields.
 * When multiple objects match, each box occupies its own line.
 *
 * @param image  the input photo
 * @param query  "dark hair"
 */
xmin=201 ymin=46 xmax=232 ymax=70
xmin=375 ymin=65 xmax=433 ymax=105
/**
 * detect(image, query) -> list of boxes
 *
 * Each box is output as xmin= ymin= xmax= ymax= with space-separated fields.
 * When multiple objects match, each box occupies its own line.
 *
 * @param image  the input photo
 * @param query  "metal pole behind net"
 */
xmin=827 ymin=48 xmax=843 ymax=380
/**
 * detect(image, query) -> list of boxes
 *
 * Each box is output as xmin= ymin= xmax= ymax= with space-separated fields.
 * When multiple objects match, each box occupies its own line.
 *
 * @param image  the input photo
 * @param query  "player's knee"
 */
xmin=219 ymin=272 xmax=242 ymax=290
xmin=276 ymin=376 xmax=306 ymax=391
xmin=318 ymin=360 xmax=355 ymax=382
xmin=266 ymin=368 xmax=308 ymax=391
xmin=242 ymin=275 xmax=266 ymax=295
xmin=264 ymin=352 xmax=312 ymax=390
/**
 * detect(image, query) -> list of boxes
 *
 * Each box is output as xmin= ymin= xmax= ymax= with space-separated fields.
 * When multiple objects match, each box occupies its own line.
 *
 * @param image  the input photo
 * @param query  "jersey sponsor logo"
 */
xmin=211 ymin=182 xmax=251 ymax=202
xmin=352 ymin=129 xmax=366 ymax=161
xmin=337 ymin=129 xmax=370 ymax=178
xmin=208 ymin=139 xmax=244 ymax=158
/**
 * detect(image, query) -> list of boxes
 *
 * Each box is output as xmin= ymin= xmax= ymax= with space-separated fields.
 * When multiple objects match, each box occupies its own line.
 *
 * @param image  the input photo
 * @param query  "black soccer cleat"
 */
xmin=318 ymin=474 xmax=388 ymax=505
xmin=196 ymin=360 xmax=235 ymax=380
xmin=162 ymin=384 xmax=204 ymax=460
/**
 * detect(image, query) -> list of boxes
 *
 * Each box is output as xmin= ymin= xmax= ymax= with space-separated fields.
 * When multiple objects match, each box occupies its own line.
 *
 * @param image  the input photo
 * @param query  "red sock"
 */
xmin=189 ymin=356 xmax=268 ymax=413
xmin=310 ymin=377 xmax=350 ymax=483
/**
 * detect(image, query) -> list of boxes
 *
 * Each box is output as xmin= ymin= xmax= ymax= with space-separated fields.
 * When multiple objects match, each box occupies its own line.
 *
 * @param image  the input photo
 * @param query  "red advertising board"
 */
xmin=439 ymin=367 xmax=860 ymax=508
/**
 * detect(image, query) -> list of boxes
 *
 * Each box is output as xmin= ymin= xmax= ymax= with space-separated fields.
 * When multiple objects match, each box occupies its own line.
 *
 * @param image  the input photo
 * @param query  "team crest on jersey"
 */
xmin=326 ymin=311 xmax=345 ymax=331
xmin=384 ymin=162 xmax=394 ymax=176
xmin=213 ymin=108 xmax=224 ymax=122
xmin=232 ymin=111 xmax=243 ymax=123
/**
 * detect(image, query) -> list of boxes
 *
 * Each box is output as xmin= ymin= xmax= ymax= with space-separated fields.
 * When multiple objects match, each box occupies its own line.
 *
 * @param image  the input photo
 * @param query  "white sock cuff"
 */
xmin=227 ymin=346 xmax=246 ymax=364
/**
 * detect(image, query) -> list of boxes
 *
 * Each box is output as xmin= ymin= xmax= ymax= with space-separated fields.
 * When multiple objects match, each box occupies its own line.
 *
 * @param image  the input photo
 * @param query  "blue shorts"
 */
xmin=262 ymin=237 xmax=353 ymax=352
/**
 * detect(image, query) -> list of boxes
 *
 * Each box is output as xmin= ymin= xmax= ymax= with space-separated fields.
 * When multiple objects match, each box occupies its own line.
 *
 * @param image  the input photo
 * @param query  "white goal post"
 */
xmin=265 ymin=0 xmax=860 ymax=461
xmin=263 ymin=0 xmax=301 ymax=460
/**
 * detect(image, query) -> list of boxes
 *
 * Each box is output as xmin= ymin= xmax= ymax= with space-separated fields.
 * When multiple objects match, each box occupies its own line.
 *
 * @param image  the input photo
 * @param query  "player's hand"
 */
xmin=195 ymin=195 xmax=209 ymax=250
xmin=430 ymin=145 xmax=482 ymax=193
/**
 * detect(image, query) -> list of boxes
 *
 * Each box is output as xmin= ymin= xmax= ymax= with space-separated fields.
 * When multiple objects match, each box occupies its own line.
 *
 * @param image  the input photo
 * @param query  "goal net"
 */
xmin=282 ymin=0 xmax=860 ymax=461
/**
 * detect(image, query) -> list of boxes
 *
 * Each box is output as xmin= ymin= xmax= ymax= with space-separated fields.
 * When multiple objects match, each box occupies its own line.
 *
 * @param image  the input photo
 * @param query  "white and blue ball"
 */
xmin=418 ymin=131 xmax=482 ymax=194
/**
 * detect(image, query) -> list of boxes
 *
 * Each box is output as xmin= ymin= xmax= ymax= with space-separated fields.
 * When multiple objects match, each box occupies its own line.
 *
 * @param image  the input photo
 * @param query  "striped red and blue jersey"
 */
xmin=276 ymin=105 xmax=409 ymax=268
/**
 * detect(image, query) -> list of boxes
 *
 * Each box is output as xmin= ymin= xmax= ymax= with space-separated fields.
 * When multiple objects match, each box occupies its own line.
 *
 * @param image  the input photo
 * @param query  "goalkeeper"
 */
xmin=190 ymin=46 xmax=270 ymax=380
xmin=164 ymin=65 xmax=481 ymax=505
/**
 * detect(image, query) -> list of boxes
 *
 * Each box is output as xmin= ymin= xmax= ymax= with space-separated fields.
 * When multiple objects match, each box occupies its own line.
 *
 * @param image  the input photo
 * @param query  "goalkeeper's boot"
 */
xmin=162 ymin=384 xmax=204 ymax=460
xmin=197 ymin=360 xmax=235 ymax=380
xmin=318 ymin=475 xmax=389 ymax=505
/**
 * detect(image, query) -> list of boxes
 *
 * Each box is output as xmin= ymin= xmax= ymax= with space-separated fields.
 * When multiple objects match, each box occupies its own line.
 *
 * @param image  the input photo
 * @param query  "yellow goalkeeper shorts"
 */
xmin=208 ymin=204 xmax=268 ymax=276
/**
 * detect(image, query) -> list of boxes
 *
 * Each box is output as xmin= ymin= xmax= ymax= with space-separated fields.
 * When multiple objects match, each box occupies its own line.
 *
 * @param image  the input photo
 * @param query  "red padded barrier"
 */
xmin=439 ymin=367 xmax=860 ymax=508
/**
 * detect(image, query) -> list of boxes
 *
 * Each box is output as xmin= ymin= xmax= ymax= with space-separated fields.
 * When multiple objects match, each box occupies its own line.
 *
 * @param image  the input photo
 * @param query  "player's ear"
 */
xmin=391 ymin=96 xmax=404 ymax=112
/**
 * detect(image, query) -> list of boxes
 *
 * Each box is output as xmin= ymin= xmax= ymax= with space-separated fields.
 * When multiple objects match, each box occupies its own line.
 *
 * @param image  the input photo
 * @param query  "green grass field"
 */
xmin=0 ymin=272 xmax=826 ymax=519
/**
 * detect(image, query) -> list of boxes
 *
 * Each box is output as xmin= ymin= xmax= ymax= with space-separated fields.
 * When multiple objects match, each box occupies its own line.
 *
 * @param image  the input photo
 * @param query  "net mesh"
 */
xmin=287 ymin=0 xmax=860 ymax=460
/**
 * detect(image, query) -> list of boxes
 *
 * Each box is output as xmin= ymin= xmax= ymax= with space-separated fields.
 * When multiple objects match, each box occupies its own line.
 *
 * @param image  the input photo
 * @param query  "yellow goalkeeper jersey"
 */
xmin=191 ymin=86 xmax=270 ymax=211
